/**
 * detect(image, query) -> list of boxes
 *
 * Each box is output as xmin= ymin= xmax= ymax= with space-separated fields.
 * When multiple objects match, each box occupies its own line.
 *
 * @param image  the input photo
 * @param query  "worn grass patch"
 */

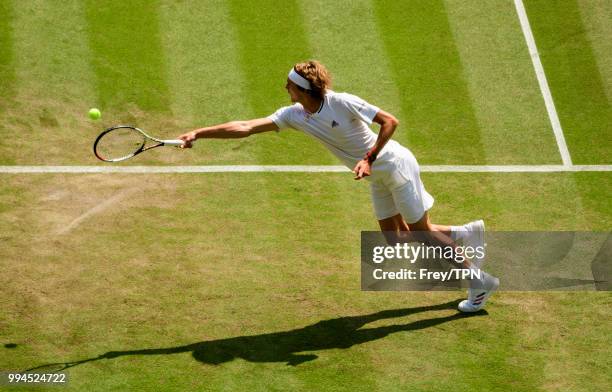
xmin=1 ymin=173 xmax=610 ymax=391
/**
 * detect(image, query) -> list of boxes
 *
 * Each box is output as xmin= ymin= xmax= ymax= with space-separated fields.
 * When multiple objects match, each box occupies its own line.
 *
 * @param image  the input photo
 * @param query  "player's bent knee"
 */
xmin=377 ymin=214 xmax=402 ymax=232
xmin=407 ymin=212 xmax=431 ymax=232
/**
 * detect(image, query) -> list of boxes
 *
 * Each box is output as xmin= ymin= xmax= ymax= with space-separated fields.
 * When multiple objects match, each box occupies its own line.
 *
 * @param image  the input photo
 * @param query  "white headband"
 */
xmin=288 ymin=68 xmax=311 ymax=90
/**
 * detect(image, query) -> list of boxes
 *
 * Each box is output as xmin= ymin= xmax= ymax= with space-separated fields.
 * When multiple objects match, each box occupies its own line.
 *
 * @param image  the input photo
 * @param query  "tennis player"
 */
xmin=178 ymin=60 xmax=499 ymax=312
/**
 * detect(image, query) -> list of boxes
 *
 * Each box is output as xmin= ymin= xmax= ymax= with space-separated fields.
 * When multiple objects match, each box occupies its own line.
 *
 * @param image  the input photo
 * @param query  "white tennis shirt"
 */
xmin=267 ymin=90 xmax=402 ymax=177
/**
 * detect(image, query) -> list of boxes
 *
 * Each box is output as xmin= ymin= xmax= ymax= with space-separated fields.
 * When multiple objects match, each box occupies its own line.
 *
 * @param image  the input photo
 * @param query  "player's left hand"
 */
xmin=353 ymin=159 xmax=371 ymax=180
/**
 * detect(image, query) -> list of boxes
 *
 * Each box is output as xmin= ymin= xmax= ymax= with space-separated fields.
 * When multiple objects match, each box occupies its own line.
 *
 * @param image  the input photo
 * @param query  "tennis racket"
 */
xmin=93 ymin=125 xmax=184 ymax=162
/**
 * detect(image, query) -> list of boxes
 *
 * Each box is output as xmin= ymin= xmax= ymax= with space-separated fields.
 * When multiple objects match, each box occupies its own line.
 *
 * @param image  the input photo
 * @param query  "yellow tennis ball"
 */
xmin=88 ymin=108 xmax=101 ymax=120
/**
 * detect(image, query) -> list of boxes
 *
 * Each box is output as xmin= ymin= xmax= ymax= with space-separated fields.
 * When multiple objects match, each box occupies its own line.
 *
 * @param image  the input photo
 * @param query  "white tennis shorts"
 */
xmin=370 ymin=145 xmax=434 ymax=223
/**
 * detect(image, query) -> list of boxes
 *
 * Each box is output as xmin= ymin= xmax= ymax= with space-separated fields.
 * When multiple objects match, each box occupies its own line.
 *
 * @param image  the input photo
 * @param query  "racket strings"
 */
xmin=95 ymin=127 xmax=146 ymax=161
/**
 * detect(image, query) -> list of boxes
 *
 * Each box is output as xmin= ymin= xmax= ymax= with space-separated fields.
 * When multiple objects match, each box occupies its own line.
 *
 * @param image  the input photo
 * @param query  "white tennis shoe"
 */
xmin=458 ymin=272 xmax=500 ymax=313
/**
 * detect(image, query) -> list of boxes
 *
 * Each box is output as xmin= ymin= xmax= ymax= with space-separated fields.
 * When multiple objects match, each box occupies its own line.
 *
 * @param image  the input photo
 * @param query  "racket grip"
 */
xmin=163 ymin=139 xmax=186 ymax=146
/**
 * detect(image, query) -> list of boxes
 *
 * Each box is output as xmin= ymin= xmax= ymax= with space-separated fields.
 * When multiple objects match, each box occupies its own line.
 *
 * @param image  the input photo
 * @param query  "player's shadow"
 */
xmin=25 ymin=299 xmax=485 ymax=371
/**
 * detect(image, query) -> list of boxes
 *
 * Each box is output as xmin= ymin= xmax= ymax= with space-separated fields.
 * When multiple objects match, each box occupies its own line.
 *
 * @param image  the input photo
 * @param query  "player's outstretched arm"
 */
xmin=178 ymin=118 xmax=278 ymax=148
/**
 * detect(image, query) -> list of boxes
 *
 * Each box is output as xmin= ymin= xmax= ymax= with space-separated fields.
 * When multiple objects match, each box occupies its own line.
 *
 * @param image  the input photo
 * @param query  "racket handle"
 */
xmin=162 ymin=139 xmax=186 ymax=146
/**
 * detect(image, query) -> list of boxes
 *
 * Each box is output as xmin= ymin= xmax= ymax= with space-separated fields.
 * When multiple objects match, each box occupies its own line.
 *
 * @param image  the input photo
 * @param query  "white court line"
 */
xmin=514 ymin=0 xmax=573 ymax=167
xmin=0 ymin=165 xmax=610 ymax=173
xmin=422 ymin=165 xmax=612 ymax=173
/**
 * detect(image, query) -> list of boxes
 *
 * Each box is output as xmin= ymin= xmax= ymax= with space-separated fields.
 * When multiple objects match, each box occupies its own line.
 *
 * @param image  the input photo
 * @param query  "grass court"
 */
xmin=0 ymin=1 xmax=610 ymax=391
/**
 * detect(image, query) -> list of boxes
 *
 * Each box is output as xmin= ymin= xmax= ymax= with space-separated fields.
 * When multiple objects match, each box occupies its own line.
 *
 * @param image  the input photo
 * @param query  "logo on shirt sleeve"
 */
xmin=331 ymin=120 xmax=339 ymax=128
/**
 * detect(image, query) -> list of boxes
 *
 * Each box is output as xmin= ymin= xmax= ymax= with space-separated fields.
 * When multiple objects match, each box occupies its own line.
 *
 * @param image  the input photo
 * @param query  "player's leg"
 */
xmin=407 ymin=212 xmax=466 ymax=240
xmin=371 ymin=182 xmax=410 ymax=245
xmin=373 ymin=174 xmax=477 ymax=247
xmin=404 ymin=211 xmax=468 ymax=260
xmin=404 ymin=209 xmax=498 ymax=312
xmin=373 ymin=180 xmax=497 ymax=311
xmin=372 ymin=190 xmax=453 ymax=242
xmin=387 ymin=177 xmax=476 ymax=248
xmin=389 ymin=149 xmax=498 ymax=312
xmin=379 ymin=212 xmax=451 ymax=235
xmin=384 ymin=148 xmax=482 ymax=243
xmin=374 ymin=175 xmax=491 ymax=266
xmin=377 ymin=213 xmax=409 ymax=232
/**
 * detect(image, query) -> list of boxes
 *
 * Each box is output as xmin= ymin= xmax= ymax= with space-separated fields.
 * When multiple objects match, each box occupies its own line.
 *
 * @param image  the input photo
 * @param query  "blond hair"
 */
xmin=293 ymin=60 xmax=332 ymax=100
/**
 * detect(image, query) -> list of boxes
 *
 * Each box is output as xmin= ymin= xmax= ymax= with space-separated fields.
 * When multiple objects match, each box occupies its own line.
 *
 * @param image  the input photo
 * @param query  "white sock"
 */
xmin=450 ymin=225 xmax=467 ymax=241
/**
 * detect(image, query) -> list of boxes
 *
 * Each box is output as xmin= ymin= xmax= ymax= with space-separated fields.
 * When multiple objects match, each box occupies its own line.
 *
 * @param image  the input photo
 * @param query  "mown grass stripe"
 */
xmin=158 ymin=1 xmax=246 ymax=124
xmin=227 ymin=0 xmax=334 ymax=165
xmin=523 ymin=0 xmax=611 ymax=164
xmin=228 ymin=0 xmax=310 ymax=116
xmin=6 ymin=0 xmax=96 ymax=165
xmin=84 ymin=0 xmax=170 ymax=113
xmin=0 ymin=1 xmax=15 ymax=165
xmin=0 ymin=1 xmax=15 ymax=107
xmin=444 ymin=0 xmax=561 ymax=165
xmin=577 ymin=0 xmax=612 ymax=103
xmin=158 ymin=1 xmax=254 ymax=164
xmin=300 ymin=0 xmax=402 ymax=120
xmin=372 ymin=0 xmax=487 ymax=165
xmin=11 ymin=1 xmax=94 ymax=103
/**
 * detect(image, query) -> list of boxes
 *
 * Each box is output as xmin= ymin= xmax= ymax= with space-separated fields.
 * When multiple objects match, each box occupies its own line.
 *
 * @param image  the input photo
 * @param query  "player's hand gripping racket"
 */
xmin=93 ymin=125 xmax=184 ymax=162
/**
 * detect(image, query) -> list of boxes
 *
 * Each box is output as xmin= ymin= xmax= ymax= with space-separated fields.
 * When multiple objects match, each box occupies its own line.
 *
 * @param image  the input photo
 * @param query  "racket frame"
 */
xmin=93 ymin=125 xmax=183 ymax=162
